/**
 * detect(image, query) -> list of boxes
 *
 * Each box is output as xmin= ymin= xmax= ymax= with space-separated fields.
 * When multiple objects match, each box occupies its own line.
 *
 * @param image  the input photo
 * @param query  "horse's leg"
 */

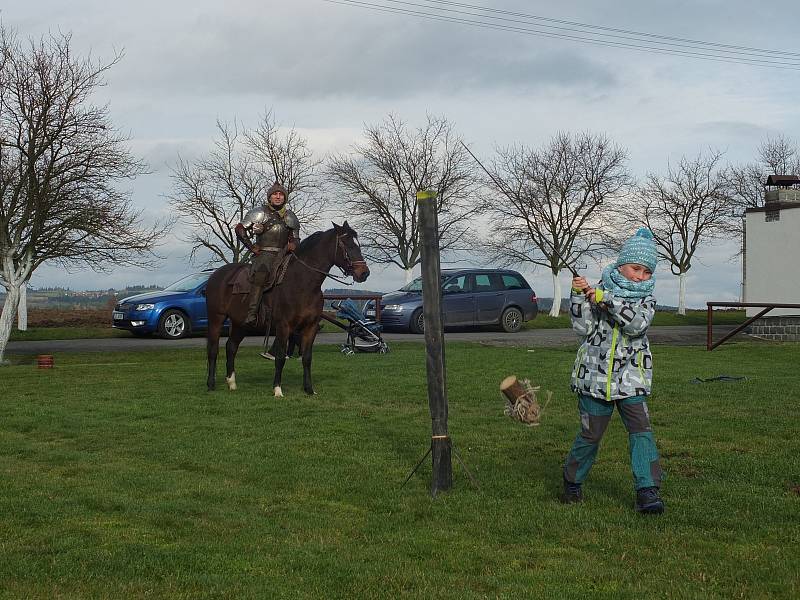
xmin=299 ymin=322 xmax=320 ymax=395
xmin=206 ymin=312 xmax=224 ymax=391
xmin=272 ymin=326 xmax=290 ymax=398
xmin=224 ymin=324 xmax=246 ymax=391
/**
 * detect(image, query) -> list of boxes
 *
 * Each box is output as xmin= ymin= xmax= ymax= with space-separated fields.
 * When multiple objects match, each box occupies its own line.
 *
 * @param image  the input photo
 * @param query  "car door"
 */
xmin=188 ymin=283 xmax=211 ymax=329
xmin=473 ymin=273 xmax=505 ymax=324
xmin=441 ymin=274 xmax=474 ymax=326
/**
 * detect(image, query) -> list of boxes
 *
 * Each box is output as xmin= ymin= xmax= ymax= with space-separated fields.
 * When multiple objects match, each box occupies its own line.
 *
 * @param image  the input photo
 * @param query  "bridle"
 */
xmin=335 ymin=233 xmax=367 ymax=278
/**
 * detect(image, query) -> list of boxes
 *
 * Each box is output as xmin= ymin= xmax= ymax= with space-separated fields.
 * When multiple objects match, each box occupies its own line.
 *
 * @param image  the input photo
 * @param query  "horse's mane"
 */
xmin=297 ymin=229 xmax=327 ymax=252
xmin=296 ymin=223 xmax=355 ymax=256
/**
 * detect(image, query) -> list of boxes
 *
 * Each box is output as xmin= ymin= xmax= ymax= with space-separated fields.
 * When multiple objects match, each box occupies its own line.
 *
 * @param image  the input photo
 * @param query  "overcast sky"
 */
xmin=4 ymin=0 xmax=799 ymax=307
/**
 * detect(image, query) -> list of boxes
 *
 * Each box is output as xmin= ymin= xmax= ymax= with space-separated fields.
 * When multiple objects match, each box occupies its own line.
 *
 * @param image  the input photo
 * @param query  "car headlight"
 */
xmin=134 ymin=303 xmax=155 ymax=311
xmin=384 ymin=304 xmax=403 ymax=312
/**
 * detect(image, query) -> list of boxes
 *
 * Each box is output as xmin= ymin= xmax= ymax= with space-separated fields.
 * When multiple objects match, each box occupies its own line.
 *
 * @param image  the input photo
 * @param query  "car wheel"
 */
xmin=500 ymin=307 xmax=524 ymax=333
xmin=158 ymin=309 xmax=191 ymax=339
xmin=409 ymin=309 xmax=425 ymax=334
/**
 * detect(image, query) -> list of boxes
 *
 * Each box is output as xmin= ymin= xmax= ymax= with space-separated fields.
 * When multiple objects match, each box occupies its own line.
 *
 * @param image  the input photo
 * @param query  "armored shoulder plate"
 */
xmin=284 ymin=209 xmax=300 ymax=231
xmin=241 ymin=206 xmax=267 ymax=227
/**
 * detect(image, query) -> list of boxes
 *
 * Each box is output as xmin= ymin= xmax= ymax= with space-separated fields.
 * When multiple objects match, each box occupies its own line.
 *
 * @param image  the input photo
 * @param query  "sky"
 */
xmin=4 ymin=0 xmax=799 ymax=307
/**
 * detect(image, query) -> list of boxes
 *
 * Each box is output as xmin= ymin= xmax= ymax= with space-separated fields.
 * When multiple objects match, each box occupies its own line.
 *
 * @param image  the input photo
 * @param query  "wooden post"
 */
xmin=417 ymin=189 xmax=452 ymax=496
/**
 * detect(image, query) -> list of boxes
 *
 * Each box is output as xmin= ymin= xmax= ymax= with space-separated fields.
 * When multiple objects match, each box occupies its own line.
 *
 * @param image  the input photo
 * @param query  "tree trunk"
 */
xmin=0 ymin=284 xmax=21 ymax=365
xmin=549 ymin=270 xmax=562 ymax=317
xmin=404 ymin=266 xmax=414 ymax=284
xmin=678 ymin=271 xmax=687 ymax=316
xmin=17 ymin=282 xmax=27 ymax=331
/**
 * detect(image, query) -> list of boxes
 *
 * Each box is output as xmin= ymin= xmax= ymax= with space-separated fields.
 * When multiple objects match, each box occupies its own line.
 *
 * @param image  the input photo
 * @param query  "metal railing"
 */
xmin=706 ymin=302 xmax=800 ymax=350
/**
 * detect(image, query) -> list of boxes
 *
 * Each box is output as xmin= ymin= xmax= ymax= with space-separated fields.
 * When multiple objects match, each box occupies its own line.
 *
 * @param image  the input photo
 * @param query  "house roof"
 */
xmin=765 ymin=174 xmax=800 ymax=187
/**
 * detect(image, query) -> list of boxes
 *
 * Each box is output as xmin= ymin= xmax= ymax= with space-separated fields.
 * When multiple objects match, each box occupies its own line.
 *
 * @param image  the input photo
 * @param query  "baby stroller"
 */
xmin=329 ymin=298 xmax=389 ymax=355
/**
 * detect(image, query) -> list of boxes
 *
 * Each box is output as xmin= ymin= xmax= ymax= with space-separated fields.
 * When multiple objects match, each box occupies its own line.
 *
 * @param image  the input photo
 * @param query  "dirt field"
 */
xmin=25 ymin=308 xmax=110 ymax=328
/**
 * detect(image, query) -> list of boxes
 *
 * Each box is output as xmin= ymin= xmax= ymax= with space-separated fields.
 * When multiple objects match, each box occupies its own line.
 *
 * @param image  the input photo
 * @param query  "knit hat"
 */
xmin=266 ymin=182 xmax=288 ymax=203
xmin=616 ymin=227 xmax=657 ymax=272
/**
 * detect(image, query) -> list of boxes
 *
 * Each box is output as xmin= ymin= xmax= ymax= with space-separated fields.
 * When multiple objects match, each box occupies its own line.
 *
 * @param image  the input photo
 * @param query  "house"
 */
xmin=744 ymin=175 xmax=800 ymax=340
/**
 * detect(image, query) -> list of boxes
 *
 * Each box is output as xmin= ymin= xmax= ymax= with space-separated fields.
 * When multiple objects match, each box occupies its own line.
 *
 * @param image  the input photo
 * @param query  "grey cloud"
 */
xmin=112 ymin=6 xmax=617 ymax=100
xmin=693 ymin=120 xmax=775 ymax=139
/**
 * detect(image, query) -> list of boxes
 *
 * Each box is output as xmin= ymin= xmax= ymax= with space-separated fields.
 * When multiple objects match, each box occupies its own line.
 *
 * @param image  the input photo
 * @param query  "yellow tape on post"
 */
xmin=416 ymin=190 xmax=436 ymax=201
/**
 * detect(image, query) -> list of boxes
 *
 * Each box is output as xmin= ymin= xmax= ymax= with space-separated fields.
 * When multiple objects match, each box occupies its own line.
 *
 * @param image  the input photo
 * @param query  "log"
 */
xmin=500 ymin=375 xmax=527 ymax=403
xmin=500 ymin=375 xmax=544 ymax=426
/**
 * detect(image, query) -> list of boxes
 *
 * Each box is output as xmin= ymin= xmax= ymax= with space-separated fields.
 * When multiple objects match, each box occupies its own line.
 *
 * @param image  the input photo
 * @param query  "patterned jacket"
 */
xmin=570 ymin=287 xmax=656 ymax=402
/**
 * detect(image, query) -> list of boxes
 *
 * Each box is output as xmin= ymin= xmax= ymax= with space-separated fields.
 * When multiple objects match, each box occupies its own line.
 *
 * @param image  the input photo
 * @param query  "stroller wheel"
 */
xmin=379 ymin=344 xmax=389 ymax=354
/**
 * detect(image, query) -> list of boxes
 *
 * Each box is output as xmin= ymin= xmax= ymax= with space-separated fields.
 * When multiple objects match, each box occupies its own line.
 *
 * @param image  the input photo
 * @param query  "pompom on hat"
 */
xmin=615 ymin=227 xmax=657 ymax=272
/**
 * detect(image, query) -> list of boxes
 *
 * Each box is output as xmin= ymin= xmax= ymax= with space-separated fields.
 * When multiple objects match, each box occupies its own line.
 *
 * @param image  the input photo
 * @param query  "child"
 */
xmin=561 ymin=227 xmax=664 ymax=514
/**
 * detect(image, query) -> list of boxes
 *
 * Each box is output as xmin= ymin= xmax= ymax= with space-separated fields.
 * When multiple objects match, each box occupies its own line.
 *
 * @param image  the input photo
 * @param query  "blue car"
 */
xmin=112 ymin=270 xmax=218 ymax=339
xmin=365 ymin=268 xmax=538 ymax=333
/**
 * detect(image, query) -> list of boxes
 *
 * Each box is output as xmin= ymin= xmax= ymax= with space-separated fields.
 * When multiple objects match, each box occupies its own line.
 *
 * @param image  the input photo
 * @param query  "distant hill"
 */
xmin=0 ymin=285 xmax=162 ymax=309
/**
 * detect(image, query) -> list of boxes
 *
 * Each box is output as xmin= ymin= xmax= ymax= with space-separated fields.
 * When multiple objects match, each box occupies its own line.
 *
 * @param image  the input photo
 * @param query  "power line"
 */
xmin=377 ymin=0 xmax=799 ymax=63
xmin=422 ymin=0 xmax=800 ymax=59
xmin=322 ymin=0 xmax=800 ymax=70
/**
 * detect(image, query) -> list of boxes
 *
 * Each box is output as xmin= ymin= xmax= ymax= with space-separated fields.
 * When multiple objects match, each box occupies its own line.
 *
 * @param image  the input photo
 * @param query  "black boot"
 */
xmin=635 ymin=487 xmax=664 ymax=514
xmin=561 ymin=477 xmax=583 ymax=504
xmin=243 ymin=290 xmax=262 ymax=327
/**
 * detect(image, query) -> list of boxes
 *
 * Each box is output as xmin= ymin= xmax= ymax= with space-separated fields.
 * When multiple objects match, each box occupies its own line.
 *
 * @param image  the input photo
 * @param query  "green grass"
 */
xmin=525 ymin=309 xmax=745 ymax=330
xmin=1 ymin=341 xmax=798 ymax=598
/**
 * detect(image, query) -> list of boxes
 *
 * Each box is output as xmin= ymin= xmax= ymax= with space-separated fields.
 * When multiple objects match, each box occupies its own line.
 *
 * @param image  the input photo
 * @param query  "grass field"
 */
xmin=1 ymin=340 xmax=798 ymax=598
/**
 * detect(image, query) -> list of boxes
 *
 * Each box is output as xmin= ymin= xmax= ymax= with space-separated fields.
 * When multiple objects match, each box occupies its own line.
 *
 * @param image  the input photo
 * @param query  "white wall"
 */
xmin=745 ymin=206 xmax=800 ymax=317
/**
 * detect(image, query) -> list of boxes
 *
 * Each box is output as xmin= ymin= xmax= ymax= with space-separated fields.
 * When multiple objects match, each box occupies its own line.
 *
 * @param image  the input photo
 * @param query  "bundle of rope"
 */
xmin=500 ymin=375 xmax=551 ymax=427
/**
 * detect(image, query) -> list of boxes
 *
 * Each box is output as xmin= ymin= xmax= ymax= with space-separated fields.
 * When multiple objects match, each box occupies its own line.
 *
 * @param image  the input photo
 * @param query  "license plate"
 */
xmin=113 ymin=311 xmax=124 ymax=320
xmin=365 ymin=309 xmax=375 ymax=317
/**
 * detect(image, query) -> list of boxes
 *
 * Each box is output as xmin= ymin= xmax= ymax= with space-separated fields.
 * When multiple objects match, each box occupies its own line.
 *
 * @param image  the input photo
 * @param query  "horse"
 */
xmin=205 ymin=221 xmax=369 ymax=396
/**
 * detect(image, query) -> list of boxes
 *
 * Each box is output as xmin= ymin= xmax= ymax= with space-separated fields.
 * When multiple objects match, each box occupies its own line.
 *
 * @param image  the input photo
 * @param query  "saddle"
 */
xmin=228 ymin=253 xmax=293 ymax=295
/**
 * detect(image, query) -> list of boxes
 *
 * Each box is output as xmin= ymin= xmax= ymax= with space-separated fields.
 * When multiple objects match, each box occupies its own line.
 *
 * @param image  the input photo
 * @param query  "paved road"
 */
xmin=6 ymin=325 xmax=742 ymax=355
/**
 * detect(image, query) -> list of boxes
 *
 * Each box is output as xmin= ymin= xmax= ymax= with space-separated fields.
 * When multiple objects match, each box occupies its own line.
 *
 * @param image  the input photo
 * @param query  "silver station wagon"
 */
xmin=365 ymin=268 xmax=538 ymax=333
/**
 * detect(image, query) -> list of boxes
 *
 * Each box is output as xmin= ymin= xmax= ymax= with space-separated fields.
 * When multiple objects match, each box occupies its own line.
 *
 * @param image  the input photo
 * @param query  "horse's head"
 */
xmin=333 ymin=221 xmax=370 ymax=283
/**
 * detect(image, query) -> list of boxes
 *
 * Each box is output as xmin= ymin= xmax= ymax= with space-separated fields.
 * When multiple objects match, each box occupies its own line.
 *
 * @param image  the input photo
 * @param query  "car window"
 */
xmin=400 ymin=275 xmax=449 ymax=293
xmin=473 ymin=274 xmax=494 ymax=293
xmin=501 ymin=273 xmax=528 ymax=290
xmin=163 ymin=273 xmax=211 ymax=292
xmin=443 ymin=274 xmax=468 ymax=293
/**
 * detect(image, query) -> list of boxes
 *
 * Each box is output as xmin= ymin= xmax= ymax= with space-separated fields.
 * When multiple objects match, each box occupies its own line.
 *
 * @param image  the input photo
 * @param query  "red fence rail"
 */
xmin=706 ymin=302 xmax=800 ymax=350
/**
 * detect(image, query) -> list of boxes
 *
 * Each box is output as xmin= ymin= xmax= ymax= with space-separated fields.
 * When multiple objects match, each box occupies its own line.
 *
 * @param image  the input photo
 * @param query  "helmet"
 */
xmin=266 ymin=182 xmax=288 ymax=207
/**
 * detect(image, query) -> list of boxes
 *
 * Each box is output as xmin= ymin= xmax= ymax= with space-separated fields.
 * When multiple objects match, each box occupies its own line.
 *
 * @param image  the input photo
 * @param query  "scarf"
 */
xmin=601 ymin=264 xmax=655 ymax=299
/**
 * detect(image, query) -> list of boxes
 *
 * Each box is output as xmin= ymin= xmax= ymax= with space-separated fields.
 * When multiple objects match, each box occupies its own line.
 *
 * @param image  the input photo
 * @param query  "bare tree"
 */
xmin=637 ymin=150 xmax=732 ymax=315
xmin=169 ymin=112 xmax=325 ymax=266
xmin=0 ymin=28 xmax=167 ymax=364
xmin=245 ymin=111 xmax=324 ymax=227
xmin=326 ymin=114 xmax=479 ymax=283
xmin=483 ymin=132 xmax=631 ymax=316
xmin=170 ymin=121 xmax=261 ymax=264
xmin=727 ymin=135 xmax=800 ymax=242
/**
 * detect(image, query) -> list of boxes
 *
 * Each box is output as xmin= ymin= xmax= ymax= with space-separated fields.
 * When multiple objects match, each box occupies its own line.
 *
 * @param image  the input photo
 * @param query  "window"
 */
xmin=443 ymin=275 xmax=468 ymax=293
xmin=765 ymin=209 xmax=780 ymax=222
xmin=473 ymin=274 xmax=494 ymax=292
xmin=501 ymin=274 xmax=527 ymax=290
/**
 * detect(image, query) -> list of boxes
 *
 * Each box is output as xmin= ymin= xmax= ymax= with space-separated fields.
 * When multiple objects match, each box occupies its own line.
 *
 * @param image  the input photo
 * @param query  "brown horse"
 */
xmin=205 ymin=222 xmax=369 ymax=396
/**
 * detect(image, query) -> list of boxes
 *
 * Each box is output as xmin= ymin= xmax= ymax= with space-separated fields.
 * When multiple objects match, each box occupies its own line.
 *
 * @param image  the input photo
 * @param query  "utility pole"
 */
xmin=417 ymin=189 xmax=452 ymax=496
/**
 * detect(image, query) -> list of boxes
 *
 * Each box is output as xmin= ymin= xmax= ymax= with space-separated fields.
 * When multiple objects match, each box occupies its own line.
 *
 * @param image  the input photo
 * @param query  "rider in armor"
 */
xmin=235 ymin=182 xmax=301 ymax=327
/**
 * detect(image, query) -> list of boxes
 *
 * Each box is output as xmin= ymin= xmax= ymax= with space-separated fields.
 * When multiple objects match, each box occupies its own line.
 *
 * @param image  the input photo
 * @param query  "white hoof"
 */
xmin=273 ymin=386 xmax=283 ymax=397
xmin=225 ymin=373 xmax=237 ymax=391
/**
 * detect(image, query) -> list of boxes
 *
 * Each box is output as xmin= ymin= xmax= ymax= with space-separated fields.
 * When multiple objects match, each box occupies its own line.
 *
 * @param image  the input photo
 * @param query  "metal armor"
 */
xmin=241 ymin=206 xmax=300 ymax=250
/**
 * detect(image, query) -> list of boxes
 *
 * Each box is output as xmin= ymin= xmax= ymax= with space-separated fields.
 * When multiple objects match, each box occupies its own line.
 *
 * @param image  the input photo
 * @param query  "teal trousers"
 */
xmin=563 ymin=394 xmax=662 ymax=490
